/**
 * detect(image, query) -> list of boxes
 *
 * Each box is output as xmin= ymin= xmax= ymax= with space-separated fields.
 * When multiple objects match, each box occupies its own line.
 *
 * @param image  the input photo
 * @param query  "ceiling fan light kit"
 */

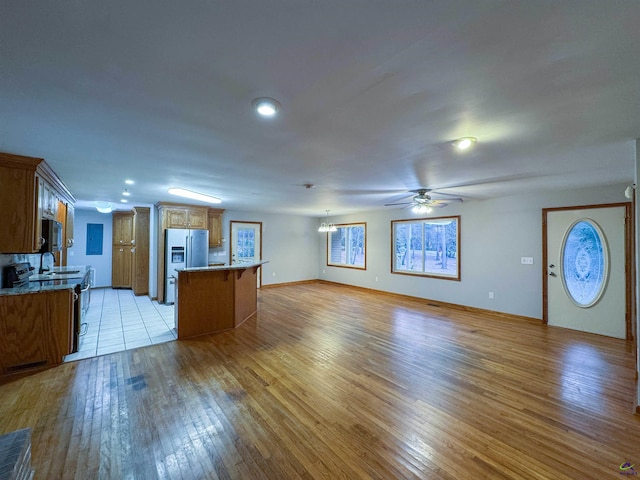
xmin=384 ymin=188 xmax=463 ymax=213
xmin=412 ymin=204 xmax=432 ymax=214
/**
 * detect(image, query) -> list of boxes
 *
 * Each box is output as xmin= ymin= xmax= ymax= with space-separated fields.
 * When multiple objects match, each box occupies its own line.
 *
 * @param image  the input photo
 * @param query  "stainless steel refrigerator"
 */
xmin=164 ymin=228 xmax=209 ymax=304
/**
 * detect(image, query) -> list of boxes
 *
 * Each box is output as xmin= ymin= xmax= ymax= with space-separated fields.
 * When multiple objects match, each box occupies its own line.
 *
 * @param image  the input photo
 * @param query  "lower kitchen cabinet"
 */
xmin=112 ymin=246 xmax=133 ymax=288
xmin=0 ymin=289 xmax=73 ymax=379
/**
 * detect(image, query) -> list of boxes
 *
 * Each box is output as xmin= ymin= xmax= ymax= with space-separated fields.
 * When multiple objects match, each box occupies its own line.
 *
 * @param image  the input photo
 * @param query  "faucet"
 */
xmin=39 ymin=251 xmax=55 ymax=274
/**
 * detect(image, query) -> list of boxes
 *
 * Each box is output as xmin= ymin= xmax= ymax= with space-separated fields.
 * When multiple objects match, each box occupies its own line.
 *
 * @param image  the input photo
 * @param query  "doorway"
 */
xmin=230 ymin=221 xmax=262 ymax=287
xmin=543 ymin=203 xmax=632 ymax=339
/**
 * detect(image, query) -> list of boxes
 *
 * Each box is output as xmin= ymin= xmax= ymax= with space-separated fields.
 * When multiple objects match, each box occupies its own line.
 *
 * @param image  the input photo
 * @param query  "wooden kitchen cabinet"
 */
xmin=163 ymin=206 xmax=208 ymax=229
xmin=208 ymin=208 xmax=224 ymax=247
xmin=0 ymin=152 xmax=75 ymax=253
xmin=131 ymin=207 xmax=150 ymax=295
xmin=112 ymin=245 xmax=133 ymax=288
xmin=111 ymin=207 xmax=150 ymax=293
xmin=0 ymin=289 xmax=74 ymax=379
xmin=155 ymin=202 xmax=224 ymax=303
xmin=112 ymin=211 xmax=134 ymax=245
xmin=65 ymin=203 xmax=75 ymax=247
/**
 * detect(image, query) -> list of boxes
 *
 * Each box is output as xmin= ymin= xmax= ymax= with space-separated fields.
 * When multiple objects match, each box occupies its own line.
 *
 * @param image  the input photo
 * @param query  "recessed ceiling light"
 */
xmin=120 ymin=199 xmax=128 ymax=203
xmin=252 ymin=97 xmax=281 ymax=117
xmin=168 ymin=187 xmax=222 ymax=204
xmin=122 ymin=190 xmax=131 ymax=196
xmin=125 ymin=179 xmax=135 ymax=185
xmin=453 ymin=137 xmax=477 ymax=150
xmin=95 ymin=201 xmax=112 ymax=213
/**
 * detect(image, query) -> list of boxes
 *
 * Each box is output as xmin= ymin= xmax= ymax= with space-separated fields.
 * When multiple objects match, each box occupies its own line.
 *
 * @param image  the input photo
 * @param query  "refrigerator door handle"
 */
xmin=186 ymin=234 xmax=190 ymax=267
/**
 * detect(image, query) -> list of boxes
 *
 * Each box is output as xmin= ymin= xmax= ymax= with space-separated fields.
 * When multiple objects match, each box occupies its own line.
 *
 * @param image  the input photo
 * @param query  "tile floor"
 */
xmin=64 ymin=288 xmax=177 ymax=362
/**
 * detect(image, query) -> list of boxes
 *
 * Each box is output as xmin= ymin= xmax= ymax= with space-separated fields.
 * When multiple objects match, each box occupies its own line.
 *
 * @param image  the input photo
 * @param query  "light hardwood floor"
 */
xmin=1 ymin=282 xmax=639 ymax=479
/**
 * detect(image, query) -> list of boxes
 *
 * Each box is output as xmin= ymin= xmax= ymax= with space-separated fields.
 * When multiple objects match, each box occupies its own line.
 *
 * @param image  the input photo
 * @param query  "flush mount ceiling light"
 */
xmin=252 ymin=97 xmax=281 ymax=117
xmin=453 ymin=136 xmax=477 ymax=150
xmin=318 ymin=210 xmax=337 ymax=233
xmin=168 ymin=187 xmax=222 ymax=204
xmin=95 ymin=201 xmax=112 ymax=214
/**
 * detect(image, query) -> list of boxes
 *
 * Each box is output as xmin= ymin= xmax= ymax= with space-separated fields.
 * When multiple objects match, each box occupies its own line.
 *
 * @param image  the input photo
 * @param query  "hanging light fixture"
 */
xmin=318 ymin=210 xmax=337 ymax=232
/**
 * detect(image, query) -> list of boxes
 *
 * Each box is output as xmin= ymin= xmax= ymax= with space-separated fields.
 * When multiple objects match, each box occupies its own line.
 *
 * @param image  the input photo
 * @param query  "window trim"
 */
xmin=391 ymin=215 xmax=461 ymax=281
xmin=326 ymin=222 xmax=367 ymax=270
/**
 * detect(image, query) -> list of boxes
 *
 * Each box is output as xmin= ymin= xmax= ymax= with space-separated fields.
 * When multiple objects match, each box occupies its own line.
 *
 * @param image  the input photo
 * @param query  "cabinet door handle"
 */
xmin=131 ymin=239 xmax=135 ymax=245
xmin=120 ymin=248 xmax=124 ymax=252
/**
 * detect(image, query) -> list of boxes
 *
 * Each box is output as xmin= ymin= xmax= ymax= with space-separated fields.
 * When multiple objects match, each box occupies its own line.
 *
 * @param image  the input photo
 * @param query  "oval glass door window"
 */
xmin=561 ymin=219 xmax=608 ymax=307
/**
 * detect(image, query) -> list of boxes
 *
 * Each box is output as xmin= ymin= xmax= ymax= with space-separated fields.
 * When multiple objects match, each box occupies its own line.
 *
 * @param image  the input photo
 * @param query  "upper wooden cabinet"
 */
xmin=208 ymin=208 xmax=224 ymax=247
xmin=65 ymin=203 xmax=75 ymax=248
xmin=112 ymin=212 xmax=134 ymax=245
xmin=161 ymin=205 xmax=208 ymax=229
xmin=0 ymin=152 xmax=75 ymax=253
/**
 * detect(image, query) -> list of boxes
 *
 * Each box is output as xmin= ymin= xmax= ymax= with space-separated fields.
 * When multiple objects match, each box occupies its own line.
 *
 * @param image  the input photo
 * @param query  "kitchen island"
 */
xmin=175 ymin=261 xmax=267 ymax=339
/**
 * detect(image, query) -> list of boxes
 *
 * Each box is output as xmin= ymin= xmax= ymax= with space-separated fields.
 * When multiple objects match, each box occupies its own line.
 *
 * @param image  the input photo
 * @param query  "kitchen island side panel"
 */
xmin=176 ymin=269 xmax=235 ymax=339
xmin=234 ymin=268 xmax=257 ymax=327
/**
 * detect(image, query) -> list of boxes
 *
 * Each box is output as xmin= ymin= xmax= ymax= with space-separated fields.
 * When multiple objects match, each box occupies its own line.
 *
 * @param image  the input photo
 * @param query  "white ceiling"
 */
xmin=2 ymin=1 xmax=639 ymax=216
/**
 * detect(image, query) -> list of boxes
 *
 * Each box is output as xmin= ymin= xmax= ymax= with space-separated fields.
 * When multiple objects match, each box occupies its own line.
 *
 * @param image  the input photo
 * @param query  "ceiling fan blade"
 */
xmin=384 ymin=202 xmax=413 ymax=206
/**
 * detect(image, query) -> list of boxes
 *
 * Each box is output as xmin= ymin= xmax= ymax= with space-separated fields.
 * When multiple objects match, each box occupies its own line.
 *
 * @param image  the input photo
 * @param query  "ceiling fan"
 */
xmin=384 ymin=188 xmax=462 ymax=213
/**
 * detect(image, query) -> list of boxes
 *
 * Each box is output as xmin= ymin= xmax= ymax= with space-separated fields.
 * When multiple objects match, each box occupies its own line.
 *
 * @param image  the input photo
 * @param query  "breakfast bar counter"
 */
xmin=175 ymin=261 xmax=267 ymax=339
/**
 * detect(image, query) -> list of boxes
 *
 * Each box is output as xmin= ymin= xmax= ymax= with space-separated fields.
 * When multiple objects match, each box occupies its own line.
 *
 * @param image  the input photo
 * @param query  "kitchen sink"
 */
xmin=47 ymin=270 xmax=81 ymax=275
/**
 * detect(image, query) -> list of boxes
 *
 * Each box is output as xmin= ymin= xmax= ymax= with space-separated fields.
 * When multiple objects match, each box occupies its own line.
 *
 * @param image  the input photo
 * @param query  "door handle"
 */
xmin=549 ymin=272 xmax=557 ymax=277
xmin=549 ymin=264 xmax=555 ymax=269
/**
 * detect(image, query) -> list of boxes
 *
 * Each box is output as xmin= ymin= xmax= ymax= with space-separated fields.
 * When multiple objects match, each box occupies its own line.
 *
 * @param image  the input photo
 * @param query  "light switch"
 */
xmin=521 ymin=257 xmax=534 ymax=265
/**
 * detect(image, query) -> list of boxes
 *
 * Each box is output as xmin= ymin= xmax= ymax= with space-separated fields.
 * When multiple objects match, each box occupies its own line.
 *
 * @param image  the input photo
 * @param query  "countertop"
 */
xmin=0 ymin=265 xmax=91 ymax=296
xmin=176 ymin=261 xmax=268 ymax=273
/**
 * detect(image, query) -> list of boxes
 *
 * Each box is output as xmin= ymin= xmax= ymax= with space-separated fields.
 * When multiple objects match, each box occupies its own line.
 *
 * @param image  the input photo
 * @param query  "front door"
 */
xmin=544 ymin=204 xmax=630 ymax=339
xmin=230 ymin=221 xmax=262 ymax=287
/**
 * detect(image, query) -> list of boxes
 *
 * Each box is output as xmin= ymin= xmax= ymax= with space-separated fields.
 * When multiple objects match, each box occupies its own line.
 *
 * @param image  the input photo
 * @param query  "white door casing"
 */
xmin=545 ymin=205 xmax=627 ymax=339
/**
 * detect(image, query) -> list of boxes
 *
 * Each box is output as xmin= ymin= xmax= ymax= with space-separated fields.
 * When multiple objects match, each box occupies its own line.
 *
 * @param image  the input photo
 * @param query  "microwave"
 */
xmin=41 ymin=219 xmax=62 ymax=252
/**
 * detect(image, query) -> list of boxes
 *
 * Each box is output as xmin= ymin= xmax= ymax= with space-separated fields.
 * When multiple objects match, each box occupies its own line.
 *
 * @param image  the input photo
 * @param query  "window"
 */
xmin=561 ymin=219 xmax=607 ymax=307
xmin=392 ymin=216 xmax=460 ymax=280
xmin=327 ymin=223 xmax=366 ymax=269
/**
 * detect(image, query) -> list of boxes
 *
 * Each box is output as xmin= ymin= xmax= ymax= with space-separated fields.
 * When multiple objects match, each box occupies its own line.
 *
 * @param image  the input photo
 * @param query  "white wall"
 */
xmin=318 ymin=183 xmax=629 ymax=320
xmin=68 ymin=209 xmax=113 ymax=287
xmin=211 ymin=210 xmax=319 ymax=286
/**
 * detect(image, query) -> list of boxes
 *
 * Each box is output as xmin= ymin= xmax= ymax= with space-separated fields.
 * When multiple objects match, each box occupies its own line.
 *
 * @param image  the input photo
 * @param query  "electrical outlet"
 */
xmin=489 ymin=292 xmax=494 ymax=299
xmin=322 ymin=269 xmax=325 ymax=274
xmin=272 ymin=272 xmax=276 ymax=277
xmin=375 ymin=276 xmax=379 ymax=281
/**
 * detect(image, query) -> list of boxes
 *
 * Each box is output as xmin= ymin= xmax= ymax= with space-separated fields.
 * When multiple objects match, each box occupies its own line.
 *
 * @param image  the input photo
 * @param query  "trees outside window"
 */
xmin=327 ymin=223 xmax=366 ymax=269
xmin=392 ymin=216 xmax=460 ymax=280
